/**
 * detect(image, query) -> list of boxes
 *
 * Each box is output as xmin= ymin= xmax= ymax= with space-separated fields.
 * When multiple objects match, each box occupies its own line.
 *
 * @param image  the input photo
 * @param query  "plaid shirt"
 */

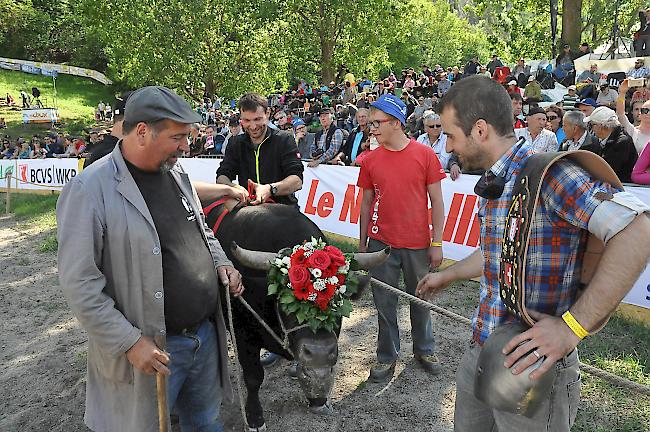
xmin=472 ymin=143 xmax=618 ymax=344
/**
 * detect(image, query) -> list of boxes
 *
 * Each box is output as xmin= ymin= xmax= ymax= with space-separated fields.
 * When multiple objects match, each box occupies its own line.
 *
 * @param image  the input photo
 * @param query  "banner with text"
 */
xmin=13 ymin=159 xmax=81 ymax=190
xmin=2 ymin=158 xmax=648 ymax=309
xmin=22 ymin=108 xmax=59 ymax=124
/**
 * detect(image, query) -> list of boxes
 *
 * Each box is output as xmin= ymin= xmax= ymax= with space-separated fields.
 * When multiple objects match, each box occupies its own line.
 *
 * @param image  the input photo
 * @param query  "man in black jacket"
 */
xmin=214 ymin=92 xmax=303 ymax=206
xmin=586 ymin=107 xmax=638 ymax=182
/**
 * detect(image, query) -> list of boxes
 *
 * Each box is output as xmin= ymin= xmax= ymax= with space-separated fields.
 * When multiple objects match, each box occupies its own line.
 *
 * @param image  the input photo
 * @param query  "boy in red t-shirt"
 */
xmin=357 ymin=94 xmax=446 ymax=382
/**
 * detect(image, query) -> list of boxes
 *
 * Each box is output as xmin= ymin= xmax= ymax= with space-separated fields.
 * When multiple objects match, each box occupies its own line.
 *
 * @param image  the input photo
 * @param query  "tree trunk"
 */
xmin=320 ymin=35 xmax=335 ymax=84
xmin=561 ymin=0 xmax=583 ymax=49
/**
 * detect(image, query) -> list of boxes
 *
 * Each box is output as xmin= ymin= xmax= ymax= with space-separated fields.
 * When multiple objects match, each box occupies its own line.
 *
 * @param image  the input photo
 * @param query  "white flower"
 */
xmin=304 ymin=242 xmax=314 ymax=250
xmin=313 ymin=279 xmax=326 ymax=291
xmin=339 ymin=285 xmax=346 ymax=294
xmin=287 ymin=283 xmax=292 ymax=288
xmin=281 ymin=256 xmax=291 ymax=266
xmin=339 ymin=263 xmax=350 ymax=273
xmin=308 ymin=293 xmax=317 ymax=301
xmin=280 ymin=267 xmax=288 ymax=274
xmin=305 ymin=250 xmax=313 ymax=257
xmin=293 ymin=245 xmax=301 ymax=253
xmin=275 ymin=258 xmax=284 ymax=267
xmin=311 ymin=268 xmax=322 ymax=278
xmin=328 ymin=276 xmax=339 ymax=284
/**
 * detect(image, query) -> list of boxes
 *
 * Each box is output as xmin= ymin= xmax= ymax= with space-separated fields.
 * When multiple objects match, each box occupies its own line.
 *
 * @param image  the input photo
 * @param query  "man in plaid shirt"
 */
xmin=417 ymin=76 xmax=650 ymax=431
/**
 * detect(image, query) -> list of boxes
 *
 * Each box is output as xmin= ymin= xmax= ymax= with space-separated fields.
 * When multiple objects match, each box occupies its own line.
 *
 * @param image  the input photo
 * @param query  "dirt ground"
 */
xmin=0 ymin=213 xmax=475 ymax=432
xmin=0 ymin=216 xmax=645 ymax=431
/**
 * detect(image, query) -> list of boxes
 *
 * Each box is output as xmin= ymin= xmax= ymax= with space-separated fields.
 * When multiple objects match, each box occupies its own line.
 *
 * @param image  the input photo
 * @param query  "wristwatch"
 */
xmin=270 ymin=184 xmax=278 ymax=197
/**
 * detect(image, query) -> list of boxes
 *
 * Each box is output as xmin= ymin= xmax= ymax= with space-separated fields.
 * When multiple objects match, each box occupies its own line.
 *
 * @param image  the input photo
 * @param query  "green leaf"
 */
xmin=308 ymin=318 xmax=320 ymax=333
xmin=267 ymin=283 xmax=278 ymax=295
xmin=279 ymin=293 xmax=294 ymax=304
xmin=296 ymin=309 xmax=306 ymax=323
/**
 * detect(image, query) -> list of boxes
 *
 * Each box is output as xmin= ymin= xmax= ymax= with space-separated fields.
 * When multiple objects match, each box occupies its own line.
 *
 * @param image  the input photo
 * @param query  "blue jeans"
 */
xmin=167 ymin=320 xmax=224 ymax=432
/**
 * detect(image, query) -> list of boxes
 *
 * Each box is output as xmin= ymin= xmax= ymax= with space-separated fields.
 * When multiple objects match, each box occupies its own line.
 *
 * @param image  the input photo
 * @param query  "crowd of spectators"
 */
xmin=3 ymin=47 xmax=650 ymax=186
xmin=1 ymin=129 xmax=102 ymax=160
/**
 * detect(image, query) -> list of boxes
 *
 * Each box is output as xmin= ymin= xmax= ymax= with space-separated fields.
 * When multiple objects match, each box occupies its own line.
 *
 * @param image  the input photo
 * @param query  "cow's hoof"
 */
xmin=248 ymin=423 xmax=267 ymax=432
xmin=309 ymin=401 xmax=334 ymax=415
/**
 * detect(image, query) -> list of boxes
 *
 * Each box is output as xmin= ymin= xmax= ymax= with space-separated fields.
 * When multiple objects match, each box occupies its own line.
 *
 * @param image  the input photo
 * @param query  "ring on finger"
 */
xmin=533 ymin=349 xmax=541 ymax=359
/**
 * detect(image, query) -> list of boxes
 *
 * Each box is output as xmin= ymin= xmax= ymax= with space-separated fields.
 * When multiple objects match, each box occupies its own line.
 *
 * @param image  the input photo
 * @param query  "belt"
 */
xmin=167 ymin=320 xmax=205 ymax=337
xmin=499 ymin=150 xmax=623 ymax=330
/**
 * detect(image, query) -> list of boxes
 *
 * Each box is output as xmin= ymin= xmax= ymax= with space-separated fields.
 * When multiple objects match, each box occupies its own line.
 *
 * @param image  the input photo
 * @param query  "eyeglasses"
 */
xmin=426 ymin=124 xmax=442 ymax=129
xmin=641 ymin=108 xmax=650 ymax=115
xmin=547 ymin=115 xmax=559 ymax=120
xmin=369 ymin=119 xmax=394 ymax=128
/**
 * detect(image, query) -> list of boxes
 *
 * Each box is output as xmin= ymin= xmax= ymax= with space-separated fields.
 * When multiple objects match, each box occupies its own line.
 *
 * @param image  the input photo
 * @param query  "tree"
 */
xmin=561 ymin=0 xmax=583 ymax=49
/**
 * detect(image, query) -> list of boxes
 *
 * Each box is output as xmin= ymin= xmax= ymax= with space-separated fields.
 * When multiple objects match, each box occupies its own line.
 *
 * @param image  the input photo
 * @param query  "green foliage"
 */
xmin=465 ymin=0 xmax=552 ymax=61
xmin=582 ymin=0 xmax=646 ymax=48
xmin=468 ymin=0 xmax=645 ymax=61
xmin=0 ymin=0 xmax=107 ymax=70
xmin=388 ymin=0 xmax=490 ymax=71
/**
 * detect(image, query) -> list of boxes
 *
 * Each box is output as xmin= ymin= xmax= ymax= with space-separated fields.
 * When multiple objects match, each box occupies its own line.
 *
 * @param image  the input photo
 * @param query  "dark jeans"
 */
xmin=167 ymin=320 xmax=224 ymax=432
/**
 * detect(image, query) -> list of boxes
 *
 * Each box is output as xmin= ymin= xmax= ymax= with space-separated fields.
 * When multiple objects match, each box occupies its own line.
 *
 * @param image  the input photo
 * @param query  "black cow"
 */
xmin=202 ymin=198 xmax=388 ymax=431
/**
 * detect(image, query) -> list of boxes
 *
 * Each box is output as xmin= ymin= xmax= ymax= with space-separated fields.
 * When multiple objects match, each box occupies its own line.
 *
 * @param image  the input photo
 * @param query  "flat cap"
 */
xmin=124 ymin=86 xmax=202 ymax=124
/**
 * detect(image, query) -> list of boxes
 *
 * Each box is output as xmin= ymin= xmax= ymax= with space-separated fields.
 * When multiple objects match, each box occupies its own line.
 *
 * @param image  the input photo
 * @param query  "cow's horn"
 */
xmin=231 ymin=242 xmax=275 ymax=271
xmin=354 ymin=247 xmax=391 ymax=269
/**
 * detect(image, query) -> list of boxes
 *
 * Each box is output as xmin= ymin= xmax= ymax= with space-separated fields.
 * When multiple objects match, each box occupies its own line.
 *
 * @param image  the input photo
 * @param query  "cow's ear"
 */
xmin=348 ymin=273 xmax=371 ymax=301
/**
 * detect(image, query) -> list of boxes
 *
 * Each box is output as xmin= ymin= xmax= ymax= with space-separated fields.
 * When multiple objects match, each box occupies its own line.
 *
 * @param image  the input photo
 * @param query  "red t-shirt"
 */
xmin=357 ymin=139 xmax=446 ymax=249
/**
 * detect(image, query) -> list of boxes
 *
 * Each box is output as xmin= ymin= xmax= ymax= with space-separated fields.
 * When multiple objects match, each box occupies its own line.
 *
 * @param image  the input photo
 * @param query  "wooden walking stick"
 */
xmin=153 ymin=334 xmax=169 ymax=432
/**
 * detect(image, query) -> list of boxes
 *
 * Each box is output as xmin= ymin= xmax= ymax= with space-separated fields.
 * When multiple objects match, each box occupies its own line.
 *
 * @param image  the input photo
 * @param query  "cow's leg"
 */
xmin=236 ymin=336 xmax=266 ymax=430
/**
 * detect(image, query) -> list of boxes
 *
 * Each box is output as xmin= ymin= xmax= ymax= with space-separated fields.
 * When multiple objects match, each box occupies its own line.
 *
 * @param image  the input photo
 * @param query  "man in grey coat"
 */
xmin=57 ymin=86 xmax=244 ymax=432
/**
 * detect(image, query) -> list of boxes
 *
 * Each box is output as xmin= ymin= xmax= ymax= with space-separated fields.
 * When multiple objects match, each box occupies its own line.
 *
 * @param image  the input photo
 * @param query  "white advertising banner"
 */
xmin=0 ymin=160 xmax=15 ymax=189
xmin=13 ymin=159 xmax=81 ymax=190
xmin=22 ymin=108 xmax=59 ymax=124
xmin=3 ymin=158 xmax=648 ymax=309
xmin=0 ymin=57 xmax=112 ymax=85
xmin=298 ymin=165 xmax=649 ymax=310
xmin=178 ymin=158 xmax=222 ymax=183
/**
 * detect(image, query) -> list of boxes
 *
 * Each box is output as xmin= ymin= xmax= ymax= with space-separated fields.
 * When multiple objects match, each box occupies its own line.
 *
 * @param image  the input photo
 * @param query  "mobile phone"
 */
xmin=628 ymin=78 xmax=645 ymax=88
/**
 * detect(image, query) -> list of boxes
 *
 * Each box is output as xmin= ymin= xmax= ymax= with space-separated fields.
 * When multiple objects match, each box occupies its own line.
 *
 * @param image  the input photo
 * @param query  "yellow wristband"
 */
xmin=562 ymin=311 xmax=589 ymax=340
xmin=430 ymin=241 xmax=443 ymax=247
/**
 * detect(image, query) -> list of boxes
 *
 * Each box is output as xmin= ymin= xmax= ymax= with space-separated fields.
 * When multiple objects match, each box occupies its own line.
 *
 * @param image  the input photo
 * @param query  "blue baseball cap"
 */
xmin=575 ymin=98 xmax=597 ymax=108
xmin=292 ymin=118 xmax=306 ymax=129
xmin=370 ymin=94 xmax=407 ymax=125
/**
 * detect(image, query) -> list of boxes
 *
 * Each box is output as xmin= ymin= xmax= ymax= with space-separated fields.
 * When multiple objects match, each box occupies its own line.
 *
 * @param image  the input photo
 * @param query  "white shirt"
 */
xmin=515 ymin=127 xmax=559 ymax=153
xmin=620 ymin=112 xmax=650 ymax=155
xmin=566 ymin=130 xmax=588 ymax=151
xmin=416 ymin=132 xmax=451 ymax=169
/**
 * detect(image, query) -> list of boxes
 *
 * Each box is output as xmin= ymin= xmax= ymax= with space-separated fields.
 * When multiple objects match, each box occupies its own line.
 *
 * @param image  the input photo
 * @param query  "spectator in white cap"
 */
xmin=585 ymin=106 xmax=638 ymax=182
xmin=524 ymin=75 xmax=542 ymax=103
xmin=506 ymin=80 xmax=521 ymax=96
xmin=563 ymin=85 xmax=579 ymax=111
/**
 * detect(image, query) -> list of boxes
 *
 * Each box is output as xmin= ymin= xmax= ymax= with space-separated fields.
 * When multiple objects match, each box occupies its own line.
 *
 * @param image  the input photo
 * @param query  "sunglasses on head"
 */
xmin=642 ymin=108 xmax=650 ymax=115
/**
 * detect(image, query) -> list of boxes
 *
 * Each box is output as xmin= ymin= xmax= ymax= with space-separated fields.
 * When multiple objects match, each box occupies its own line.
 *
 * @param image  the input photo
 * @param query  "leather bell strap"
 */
xmin=499 ymin=150 xmax=623 ymax=328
